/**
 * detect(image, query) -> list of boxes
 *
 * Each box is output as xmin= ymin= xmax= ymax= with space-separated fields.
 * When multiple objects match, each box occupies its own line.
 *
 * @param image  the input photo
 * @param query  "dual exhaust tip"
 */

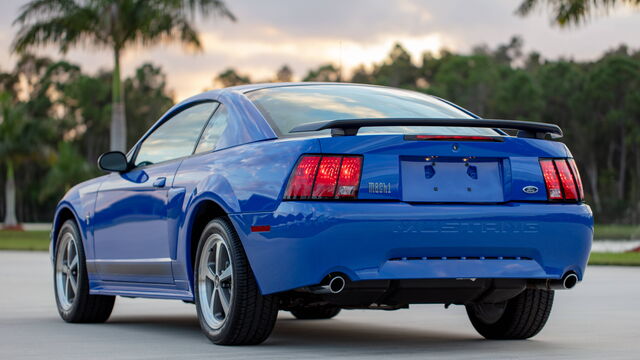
xmin=328 ymin=276 xmax=346 ymax=293
xmin=312 ymin=272 xmax=579 ymax=294
xmin=532 ymin=272 xmax=579 ymax=290
xmin=310 ymin=274 xmax=347 ymax=294
xmin=562 ymin=273 xmax=578 ymax=289
xmin=550 ymin=272 xmax=578 ymax=290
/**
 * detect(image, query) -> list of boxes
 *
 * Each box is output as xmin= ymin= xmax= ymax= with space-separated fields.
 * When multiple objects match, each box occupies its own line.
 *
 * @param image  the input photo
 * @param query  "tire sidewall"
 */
xmin=466 ymin=289 xmax=554 ymax=339
xmin=194 ymin=219 xmax=239 ymax=341
xmin=53 ymin=220 xmax=88 ymax=321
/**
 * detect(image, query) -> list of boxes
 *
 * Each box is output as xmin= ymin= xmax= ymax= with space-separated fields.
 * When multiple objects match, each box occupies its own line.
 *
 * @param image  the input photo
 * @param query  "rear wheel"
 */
xmin=466 ymin=289 xmax=554 ymax=340
xmin=194 ymin=218 xmax=279 ymax=345
xmin=291 ymin=305 xmax=341 ymax=320
xmin=54 ymin=220 xmax=115 ymax=323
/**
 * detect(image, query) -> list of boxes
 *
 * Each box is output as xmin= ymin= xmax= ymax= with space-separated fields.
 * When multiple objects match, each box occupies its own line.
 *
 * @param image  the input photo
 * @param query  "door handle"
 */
xmin=153 ymin=177 xmax=166 ymax=188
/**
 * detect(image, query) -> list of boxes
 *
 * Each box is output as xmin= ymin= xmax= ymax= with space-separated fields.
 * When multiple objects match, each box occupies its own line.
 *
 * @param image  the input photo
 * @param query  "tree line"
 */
xmin=1 ymin=37 xmax=638 ymax=224
xmin=0 ymin=56 xmax=173 ymax=224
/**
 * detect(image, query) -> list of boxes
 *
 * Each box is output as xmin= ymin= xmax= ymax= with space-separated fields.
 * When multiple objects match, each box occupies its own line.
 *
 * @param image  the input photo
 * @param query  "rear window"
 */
xmin=247 ymin=85 xmax=498 ymax=136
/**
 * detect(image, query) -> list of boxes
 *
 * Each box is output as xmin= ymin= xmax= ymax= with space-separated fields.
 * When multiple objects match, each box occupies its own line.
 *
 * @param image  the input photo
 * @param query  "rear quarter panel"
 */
xmin=171 ymin=137 xmax=320 ymax=285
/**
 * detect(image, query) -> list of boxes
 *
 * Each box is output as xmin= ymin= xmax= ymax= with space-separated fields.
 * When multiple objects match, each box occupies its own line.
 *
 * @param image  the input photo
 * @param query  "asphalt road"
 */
xmin=1 ymin=251 xmax=639 ymax=360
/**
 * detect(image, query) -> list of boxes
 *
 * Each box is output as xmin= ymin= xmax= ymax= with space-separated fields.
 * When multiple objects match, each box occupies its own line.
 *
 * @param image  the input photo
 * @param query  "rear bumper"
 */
xmin=230 ymin=202 xmax=593 ymax=295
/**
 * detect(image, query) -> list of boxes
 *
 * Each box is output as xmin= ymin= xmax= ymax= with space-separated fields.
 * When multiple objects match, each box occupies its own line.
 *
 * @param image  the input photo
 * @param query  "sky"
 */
xmin=0 ymin=0 xmax=639 ymax=100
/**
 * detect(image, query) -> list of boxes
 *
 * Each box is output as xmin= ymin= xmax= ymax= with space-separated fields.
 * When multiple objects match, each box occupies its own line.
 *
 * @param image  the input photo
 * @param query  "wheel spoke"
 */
xmin=218 ymin=289 xmax=230 ymax=315
xmin=215 ymin=243 xmax=223 ymax=274
xmin=206 ymin=266 xmax=216 ymax=281
xmin=69 ymin=274 xmax=78 ymax=293
xmin=66 ymin=240 xmax=73 ymax=264
xmin=65 ymin=276 xmax=72 ymax=300
xmin=219 ymin=265 xmax=232 ymax=282
xmin=69 ymin=256 xmax=78 ymax=270
xmin=210 ymin=288 xmax=218 ymax=315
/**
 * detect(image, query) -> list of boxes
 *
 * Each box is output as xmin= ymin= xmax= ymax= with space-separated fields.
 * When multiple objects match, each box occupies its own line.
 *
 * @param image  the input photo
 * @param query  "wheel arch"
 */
xmin=51 ymin=204 xmax=82 ymax=259
xmin=184 ymin=198 xmax=230 ymax=289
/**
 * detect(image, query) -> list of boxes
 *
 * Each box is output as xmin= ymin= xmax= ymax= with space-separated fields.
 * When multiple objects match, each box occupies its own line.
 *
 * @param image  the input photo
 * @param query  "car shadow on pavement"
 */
xmin=106 ymin=314 xmax=202 ymax=337
xmin=273 ymin=318 xmax=572 ymax=359
xmin=104 ymin=314 xmax=565 ymax=355
xmin=271 ymin=318 xmax=475 ymax=345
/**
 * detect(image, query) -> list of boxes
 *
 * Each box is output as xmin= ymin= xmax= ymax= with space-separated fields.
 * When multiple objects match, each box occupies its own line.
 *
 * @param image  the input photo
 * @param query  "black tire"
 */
xmin=466 ymin=289 xmax=554 ymax=340
xmin=53 ymin=219 xmax=115 ymax=323
xmin=194 ymin=218 xmax=279 ymax=345
xmin=291 ymin=305 xmax=341 ymax=320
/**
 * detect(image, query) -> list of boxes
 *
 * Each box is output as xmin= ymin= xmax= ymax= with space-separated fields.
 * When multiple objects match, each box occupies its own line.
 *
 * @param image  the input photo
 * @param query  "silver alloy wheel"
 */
xmin=198 ymin=234 xmax=234 ymax=330
xmin=55 ymin=232 xmax=79 ymax=311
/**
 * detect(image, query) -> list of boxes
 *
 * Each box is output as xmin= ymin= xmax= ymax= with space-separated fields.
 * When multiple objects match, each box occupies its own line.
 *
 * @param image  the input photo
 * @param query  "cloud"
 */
xmin=0 ymin=0 xmax=639 ymax=101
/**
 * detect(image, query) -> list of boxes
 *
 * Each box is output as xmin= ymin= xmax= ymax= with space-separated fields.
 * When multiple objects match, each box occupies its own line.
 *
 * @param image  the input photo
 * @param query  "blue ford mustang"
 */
xmin=51 ymin=83 xmax=593 ymax=345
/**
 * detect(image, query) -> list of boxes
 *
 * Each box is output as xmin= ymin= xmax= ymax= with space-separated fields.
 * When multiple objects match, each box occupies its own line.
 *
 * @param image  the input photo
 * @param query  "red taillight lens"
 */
xmin=540 ymin=160 xmax=563 ymax=200
xmin=312 ymin=156 xmax=342 ymax=197
xmin=554 ymin=159 xmax=578 ymax=200
xmin=539 ymin=158 xmax=583 ymax=201
xmin=336 ymin=156 xmax=363 ymax=198
xmin=567 ymin=158 xmax=584 ymax=200
xmin=284 ymin=155 xmax=363 ymax=200
xmin=285 ymin=155 xmax=320 ymax=198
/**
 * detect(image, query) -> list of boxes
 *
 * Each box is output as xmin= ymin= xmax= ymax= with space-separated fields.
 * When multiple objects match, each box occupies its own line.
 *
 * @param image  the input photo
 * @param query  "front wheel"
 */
xmin=54 ymin=220 xmax=115 ymax=323
xmin=194 ymin=218 xmax=279 ymax=345
xmin=466 ymin=289 xmax=554 ymax=340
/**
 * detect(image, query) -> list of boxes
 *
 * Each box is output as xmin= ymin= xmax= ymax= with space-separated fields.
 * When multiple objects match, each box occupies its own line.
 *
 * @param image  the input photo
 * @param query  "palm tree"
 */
xmin=0 ymin=93 xmax=50 ymax=228
xmin=12 ymin=0 xmax=235 ymax=153
xmin=517 ymin=0 xmax=640 ymax=26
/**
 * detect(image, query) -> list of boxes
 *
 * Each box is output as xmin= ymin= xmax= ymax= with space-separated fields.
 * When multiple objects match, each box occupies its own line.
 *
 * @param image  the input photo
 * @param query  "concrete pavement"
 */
xmin=1 ymin=251 xmax=639 ymax=359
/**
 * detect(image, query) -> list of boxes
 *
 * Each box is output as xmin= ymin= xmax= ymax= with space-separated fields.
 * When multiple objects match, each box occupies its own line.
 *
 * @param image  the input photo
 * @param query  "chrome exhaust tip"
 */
xmin=562 ymin=273 xmax=578 ymax=289
xmin=328 ymin=276 xmax=346 ymax=294
xmin=530 ymin=272 xmax=579 ymax=290
xmin=308 ymin=274 xmax=348 ymax=294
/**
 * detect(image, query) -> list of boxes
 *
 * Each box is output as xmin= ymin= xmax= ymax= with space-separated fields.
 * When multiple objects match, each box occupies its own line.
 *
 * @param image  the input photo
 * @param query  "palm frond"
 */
xmin=516 ymin=0 xmax=640 ymax=27
xmin=187 ymin=0 xmax=236 ymax=21
xmin=13 ymin=0 xmax=235 ymax=53
xmin=12 ymin=1 xmax=103 ymax=53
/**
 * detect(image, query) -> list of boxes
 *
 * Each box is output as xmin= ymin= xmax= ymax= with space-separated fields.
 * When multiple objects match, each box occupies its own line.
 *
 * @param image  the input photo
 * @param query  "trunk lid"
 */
xmin=316 ymin=134 xmax=569 ymax=203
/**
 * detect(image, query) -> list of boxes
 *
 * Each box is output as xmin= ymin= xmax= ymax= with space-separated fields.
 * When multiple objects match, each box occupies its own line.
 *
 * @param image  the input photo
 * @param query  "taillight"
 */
xmin=540 ymin=160 xmax=563 ymax=200
xmin=554 ymin=160 xmax=578 ymax=200
xmin=284 ymin=155 xmax=363 ymax=200
xmin=567 ymin=158 xmax=585 ymax=200
xmin=312 ymin=156 xmax=342 ymax=197
xmin=539 ymin=158 xmax=584 ymax=201
xmin=336 ymin=157 xmax=363 ymax=198
xmin=285 ymin=155 xmax=320 ymax=198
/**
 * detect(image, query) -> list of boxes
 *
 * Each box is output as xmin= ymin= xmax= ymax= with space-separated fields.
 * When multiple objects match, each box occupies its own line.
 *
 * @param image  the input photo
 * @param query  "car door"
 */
xmin=92 ymin=101 xmax=219 ymax=284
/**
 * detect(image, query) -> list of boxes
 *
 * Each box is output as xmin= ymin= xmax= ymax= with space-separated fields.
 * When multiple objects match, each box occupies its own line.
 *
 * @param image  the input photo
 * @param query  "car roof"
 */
xmin=230 ymin=81 xmax=379 ymax=93
xmin=180 ymin=82 xmax=382 ymax=104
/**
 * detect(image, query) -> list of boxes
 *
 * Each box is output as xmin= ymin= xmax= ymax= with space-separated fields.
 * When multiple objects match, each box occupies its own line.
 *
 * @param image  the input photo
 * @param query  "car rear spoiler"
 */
xmin=289 ymin=118 xmax=563 ymax=139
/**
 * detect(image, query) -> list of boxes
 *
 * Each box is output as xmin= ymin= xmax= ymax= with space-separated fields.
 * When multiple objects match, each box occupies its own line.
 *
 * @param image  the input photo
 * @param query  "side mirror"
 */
xmin=98 ymin=151 xmax=129 ymax=172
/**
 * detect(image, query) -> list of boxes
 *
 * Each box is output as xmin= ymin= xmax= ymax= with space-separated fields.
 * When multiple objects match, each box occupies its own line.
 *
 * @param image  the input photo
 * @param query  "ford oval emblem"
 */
xmin=522 ymin=185 xmax=539 ymax=194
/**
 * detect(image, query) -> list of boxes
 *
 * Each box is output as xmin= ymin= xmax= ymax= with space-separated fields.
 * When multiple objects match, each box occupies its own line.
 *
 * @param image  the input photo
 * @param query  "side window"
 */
xmin=194 ymin=104 xmax=230 ymax=154
xmin=135 ymin=102 xmax=218 ymax=167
